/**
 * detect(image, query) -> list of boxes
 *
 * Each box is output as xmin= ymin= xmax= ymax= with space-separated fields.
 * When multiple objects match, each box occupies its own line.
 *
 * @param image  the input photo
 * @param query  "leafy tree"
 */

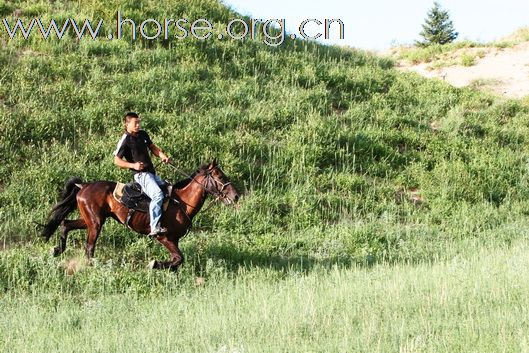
xmin=416 ymin=2 xmax=458 ymax=47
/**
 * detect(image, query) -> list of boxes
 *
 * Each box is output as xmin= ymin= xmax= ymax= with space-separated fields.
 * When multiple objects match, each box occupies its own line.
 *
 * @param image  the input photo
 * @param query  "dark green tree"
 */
xmin=416 ymin=2 xmax=458 ymax=47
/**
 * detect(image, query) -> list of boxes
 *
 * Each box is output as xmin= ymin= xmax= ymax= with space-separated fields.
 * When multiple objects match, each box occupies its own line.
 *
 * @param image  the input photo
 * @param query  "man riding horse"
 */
xmin=40 ymin=112 xmax=240 ymax=271
xmin=113 ymin=112 xmax=170 ymax=237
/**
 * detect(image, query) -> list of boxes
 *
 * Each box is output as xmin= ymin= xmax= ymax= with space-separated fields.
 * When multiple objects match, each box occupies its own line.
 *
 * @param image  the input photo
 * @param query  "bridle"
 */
xmin=202 ymin=168 xmax=233 ymax=202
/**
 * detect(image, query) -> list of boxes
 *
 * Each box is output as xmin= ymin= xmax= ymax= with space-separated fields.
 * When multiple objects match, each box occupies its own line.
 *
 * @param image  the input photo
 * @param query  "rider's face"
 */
xmin=125 ymin=117 xmax=140 ymax=134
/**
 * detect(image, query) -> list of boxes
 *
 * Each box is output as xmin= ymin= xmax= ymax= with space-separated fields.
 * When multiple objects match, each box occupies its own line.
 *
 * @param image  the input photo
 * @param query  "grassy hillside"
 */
xmin=1 ymin=1 xmax=529 ymax=350
xmin=1 ymin=0 xmax=528 ymax=263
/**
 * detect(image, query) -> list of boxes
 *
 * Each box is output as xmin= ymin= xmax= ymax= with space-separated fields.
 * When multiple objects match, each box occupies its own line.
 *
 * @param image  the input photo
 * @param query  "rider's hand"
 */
xmin=133 ymin=162 xmax=144 ymax=171
xmin=162 ymin=156 xmax=171 ymax=164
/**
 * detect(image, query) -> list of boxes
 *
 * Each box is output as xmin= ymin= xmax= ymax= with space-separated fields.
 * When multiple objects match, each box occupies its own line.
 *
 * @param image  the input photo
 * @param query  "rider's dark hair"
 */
xmin=124 ymin=111 xmax=139 ymax=123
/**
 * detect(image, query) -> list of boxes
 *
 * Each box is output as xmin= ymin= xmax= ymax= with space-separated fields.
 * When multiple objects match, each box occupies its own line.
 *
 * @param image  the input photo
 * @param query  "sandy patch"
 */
xmin=396 ymin=42 xmax=529 ymax=99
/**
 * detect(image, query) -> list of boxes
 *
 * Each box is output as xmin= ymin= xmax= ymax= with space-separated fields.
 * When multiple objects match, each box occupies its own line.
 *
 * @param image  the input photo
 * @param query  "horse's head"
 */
xmin=200 ymin=159 xmax=240 ymax=205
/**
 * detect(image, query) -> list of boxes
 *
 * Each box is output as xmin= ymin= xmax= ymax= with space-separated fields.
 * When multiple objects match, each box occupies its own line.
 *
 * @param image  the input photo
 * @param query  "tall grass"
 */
xmin=2 ymin=240 xmax=529 ymax=352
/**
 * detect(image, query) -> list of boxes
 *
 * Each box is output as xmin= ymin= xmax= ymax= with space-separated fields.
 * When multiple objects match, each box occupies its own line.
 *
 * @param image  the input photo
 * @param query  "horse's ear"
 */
xmin=212 ymin=158 xmax=218 ymax=166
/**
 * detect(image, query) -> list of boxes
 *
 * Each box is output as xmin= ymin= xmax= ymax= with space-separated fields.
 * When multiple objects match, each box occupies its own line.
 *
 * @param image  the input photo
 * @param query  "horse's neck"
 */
xmin=174 ymin=175 xmax=207 ymax=218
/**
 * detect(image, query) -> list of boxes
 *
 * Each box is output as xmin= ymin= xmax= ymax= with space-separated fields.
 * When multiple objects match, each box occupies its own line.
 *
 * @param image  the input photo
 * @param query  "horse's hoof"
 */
xmin=147 ymin=260 xmax=157 ymax=269
xmin=51 ymin=247 xmax=62 ymax=257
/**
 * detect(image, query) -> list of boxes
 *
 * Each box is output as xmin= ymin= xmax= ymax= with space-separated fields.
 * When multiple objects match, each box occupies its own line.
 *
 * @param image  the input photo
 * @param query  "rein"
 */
xmin=157 ymin=161 xmax=230 ymax=214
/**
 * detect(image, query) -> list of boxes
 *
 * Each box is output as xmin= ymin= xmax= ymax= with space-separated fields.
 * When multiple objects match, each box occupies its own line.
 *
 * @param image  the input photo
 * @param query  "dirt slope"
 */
xmin=396 ymin=42 xmax=529 ymax=99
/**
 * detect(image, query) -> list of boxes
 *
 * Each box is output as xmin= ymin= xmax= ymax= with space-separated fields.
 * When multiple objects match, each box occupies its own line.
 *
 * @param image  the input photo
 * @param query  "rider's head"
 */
xmin=124 ymin=112 xmax=140 ymax=134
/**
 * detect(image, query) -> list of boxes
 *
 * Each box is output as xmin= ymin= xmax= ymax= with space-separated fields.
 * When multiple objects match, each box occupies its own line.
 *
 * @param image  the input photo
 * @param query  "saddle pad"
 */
xmin=113 ymin=182 xmax=126 ymax=201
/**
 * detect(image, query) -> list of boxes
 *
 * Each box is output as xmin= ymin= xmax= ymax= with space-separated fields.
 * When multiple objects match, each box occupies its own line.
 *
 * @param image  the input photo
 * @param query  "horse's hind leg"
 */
xmin=52 ymin=219 xmax=87 ymax=257
xmin=85 ymin=220 xmax=104 ymax=260
xmin=77 ymin=200 xmax=106 ymax=261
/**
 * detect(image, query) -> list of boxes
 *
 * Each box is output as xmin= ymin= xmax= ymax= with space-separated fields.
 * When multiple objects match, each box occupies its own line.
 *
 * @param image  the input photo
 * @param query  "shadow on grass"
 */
xmin=183 ymin=243 xmax=374 ymax=277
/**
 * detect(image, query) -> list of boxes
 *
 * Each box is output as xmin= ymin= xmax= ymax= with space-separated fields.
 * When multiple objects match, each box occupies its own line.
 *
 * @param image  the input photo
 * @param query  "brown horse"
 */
xmin=41 ymin=160 xmax=239 ymax=271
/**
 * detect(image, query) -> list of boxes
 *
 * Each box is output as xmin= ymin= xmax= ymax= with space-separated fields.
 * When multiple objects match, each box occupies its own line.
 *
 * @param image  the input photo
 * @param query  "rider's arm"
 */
xmin=114 ymin=156 xmax=143 ymax=171
xmin=149 ymin=144 xmax=170 ymax=163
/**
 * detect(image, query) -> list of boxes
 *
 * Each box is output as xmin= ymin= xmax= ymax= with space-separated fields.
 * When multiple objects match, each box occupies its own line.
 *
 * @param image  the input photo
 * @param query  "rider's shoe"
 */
xmin=148 ymin=226 xmax=168 ymax=237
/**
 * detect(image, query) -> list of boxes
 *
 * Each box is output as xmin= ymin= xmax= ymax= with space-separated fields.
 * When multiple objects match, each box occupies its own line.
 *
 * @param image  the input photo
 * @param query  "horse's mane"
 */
xmin=172 ymin=164 xmax=210 ymax=189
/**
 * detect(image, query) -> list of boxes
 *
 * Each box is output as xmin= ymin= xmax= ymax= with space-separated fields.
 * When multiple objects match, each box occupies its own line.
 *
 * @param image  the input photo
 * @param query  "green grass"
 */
xmin=2 ymin=0 xmax=529 ymax=350
xmin=460 ymin=53 xmax=476 ymax=66
xmin=2 ymin=240 xmax=529 ymax=352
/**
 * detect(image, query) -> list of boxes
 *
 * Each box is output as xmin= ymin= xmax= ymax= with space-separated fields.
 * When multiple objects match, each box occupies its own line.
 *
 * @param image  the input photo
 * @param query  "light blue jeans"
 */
xmin=133 ymin=172 xmax=165 ymax=231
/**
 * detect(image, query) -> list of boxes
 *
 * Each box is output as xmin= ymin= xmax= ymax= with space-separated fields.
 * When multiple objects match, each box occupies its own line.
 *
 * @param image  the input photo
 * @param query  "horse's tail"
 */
xmin=41 ymin=177 xmax=83 ymax=241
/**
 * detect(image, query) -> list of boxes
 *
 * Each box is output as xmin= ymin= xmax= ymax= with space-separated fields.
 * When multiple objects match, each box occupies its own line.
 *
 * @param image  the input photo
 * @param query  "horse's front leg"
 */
xmin=148 ymin=236 xmax=183 ymax=271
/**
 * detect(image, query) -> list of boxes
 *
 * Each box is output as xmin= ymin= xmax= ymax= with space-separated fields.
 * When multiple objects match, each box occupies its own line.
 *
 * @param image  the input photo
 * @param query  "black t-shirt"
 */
xmin=113 ymin=130 xmax=156 ymax=174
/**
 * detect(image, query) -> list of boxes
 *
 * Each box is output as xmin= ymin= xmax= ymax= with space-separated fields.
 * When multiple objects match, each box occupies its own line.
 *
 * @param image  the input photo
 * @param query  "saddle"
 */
xmin=113 ymin=181 xmax=173 ymax=213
